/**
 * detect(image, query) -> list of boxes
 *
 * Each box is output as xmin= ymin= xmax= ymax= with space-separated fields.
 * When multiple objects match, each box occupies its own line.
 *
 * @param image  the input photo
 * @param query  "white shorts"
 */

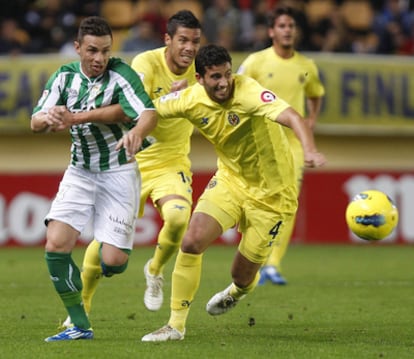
xmin=45 ymin=163 xmax=140 ymax=250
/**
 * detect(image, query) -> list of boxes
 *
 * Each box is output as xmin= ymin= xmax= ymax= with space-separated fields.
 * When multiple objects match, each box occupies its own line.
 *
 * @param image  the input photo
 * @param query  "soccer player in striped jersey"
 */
xmin=31 ymin=16 xmax=157 ymax=342
xmin=141 ymin=44 xmax=326 ymax=342
xmin=77 ymin=10 xmax=202 ymax=315
xmin=238 ymin=6 xmax=325 ymax=285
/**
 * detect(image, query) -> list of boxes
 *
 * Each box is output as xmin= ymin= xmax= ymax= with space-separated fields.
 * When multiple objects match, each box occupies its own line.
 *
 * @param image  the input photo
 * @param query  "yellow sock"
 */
xmin=81 ymin=239 xmax=102 ymax=314
xmin=265 ymin=214 xmax=296 ymax=271
xmin=168 ymin=250 xmax=202 ymax=332
xmin=168 ymin=309 xmax=189 ymax=334
xmin=229 ymin=272 xmax=260 ymax=299
xmin=150 ymin=199 xmax=191 ymax=276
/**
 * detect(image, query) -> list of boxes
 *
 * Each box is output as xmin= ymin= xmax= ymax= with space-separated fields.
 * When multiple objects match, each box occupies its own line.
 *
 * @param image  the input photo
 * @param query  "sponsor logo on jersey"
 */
xmin=159 ymin=91 xmax=180 ymax=102
xmin=227 ymin=112 xmax=240 ymax=126
xmin=260 ymin=90 xmax=276 ymax=103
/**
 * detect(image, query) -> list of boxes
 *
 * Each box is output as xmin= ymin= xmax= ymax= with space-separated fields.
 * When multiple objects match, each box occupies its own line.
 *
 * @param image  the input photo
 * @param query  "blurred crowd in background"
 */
xmin=1 ymin=0 xmax=414 ymax=56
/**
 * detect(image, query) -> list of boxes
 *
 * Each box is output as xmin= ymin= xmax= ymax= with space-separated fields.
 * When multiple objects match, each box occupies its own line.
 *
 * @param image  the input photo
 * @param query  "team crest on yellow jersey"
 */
xmin=227 ymin=113 xmax=240 ymax=126
xmin=298 ymin=72 xmax=307 ymax=84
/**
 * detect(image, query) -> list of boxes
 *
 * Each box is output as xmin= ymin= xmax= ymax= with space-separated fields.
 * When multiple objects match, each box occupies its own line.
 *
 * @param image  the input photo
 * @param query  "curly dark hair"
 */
xmin=195 ymin=44 xmax=232 ymax=76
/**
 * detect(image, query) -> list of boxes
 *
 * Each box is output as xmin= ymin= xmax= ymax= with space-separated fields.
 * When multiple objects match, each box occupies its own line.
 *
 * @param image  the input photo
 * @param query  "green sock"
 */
xmin=45 ymin=251 xmax=91 ymax=329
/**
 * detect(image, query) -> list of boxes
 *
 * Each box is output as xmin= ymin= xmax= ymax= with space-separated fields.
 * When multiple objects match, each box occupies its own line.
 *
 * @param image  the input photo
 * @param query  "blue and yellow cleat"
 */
xmin=258 ymin=266 xmax=287 ymax=285
xmin=45 ymin=326 xmax=94 ymax=342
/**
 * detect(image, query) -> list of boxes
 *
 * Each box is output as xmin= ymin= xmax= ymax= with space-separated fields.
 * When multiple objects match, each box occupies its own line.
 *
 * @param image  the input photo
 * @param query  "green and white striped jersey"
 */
xmin=33 ymin=57 xmax=155 ymax=172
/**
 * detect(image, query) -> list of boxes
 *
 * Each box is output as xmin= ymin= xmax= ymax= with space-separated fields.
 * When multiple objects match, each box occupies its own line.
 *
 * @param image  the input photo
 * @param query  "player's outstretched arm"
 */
xmin=31 ymin=104 xmax=130 ymax=133
xmin=71 ymin=104 xmax=130 ymax=125
xmin=276 ymin=107 xmax=326 ymax=168
xmin=116 ymin=109 xmax=157 ymax=156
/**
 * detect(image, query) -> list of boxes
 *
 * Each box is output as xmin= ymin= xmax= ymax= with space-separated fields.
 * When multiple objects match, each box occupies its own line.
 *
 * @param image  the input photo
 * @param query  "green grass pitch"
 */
xmin=0 ymin=244 xmax=413 ymax=358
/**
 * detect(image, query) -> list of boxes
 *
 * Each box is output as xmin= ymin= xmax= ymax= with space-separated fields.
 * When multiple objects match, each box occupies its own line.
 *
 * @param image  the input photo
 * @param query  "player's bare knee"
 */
xmin=180 ymin=235 xmax=208 ymax=254
xmin=45 ymin=237 xmax=73 ymax=253
xmin=100 ymin=243 xmax=129 ymax=265
xmin=100 ymin=251 xmax=129 ymax=277
xmin=45 ymin=220 xmax=78 ymax=252
xmin=99 ymin=244 xmax=131 ymax=277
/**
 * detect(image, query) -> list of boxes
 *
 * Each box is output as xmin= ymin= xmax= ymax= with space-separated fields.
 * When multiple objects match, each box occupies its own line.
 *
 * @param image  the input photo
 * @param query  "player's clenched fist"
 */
xmin=304 ymin=151 xmax=326 ymax=168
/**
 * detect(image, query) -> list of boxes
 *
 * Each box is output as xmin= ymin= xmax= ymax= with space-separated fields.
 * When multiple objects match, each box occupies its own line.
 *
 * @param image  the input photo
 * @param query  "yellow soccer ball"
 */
xmin=345 ymin=190 xmax=399 ymax=241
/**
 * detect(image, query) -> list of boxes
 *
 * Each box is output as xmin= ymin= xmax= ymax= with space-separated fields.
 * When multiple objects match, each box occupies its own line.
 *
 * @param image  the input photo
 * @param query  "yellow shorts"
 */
xmin=138 ymin=164 xmax=193 ymax=217
xmin=194 ymin=172 xmax=297 ymax=264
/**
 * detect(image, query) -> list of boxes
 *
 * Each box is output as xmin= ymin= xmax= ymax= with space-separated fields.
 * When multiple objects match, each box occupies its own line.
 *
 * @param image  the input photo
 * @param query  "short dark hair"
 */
xmin=267 ymin=6 xmax=297 ymax=28
xmin=166 ymin=10 xmax=202 ymax=37
xmin=77 ymin=16 xmax=112 ymax=43
xmin=195 ymin=44 xmax=232 ymax=76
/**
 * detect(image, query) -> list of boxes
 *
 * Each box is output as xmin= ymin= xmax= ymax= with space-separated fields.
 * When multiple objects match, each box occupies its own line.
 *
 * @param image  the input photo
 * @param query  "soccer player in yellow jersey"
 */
xmin=73 ymin=10 xmax=202 ymax=321
xmin=238 ymin=6 xmax=325 ymax=285
xmin=141 ymin=44 xmax=326 ymax=342
xmin=132 ymin=10 xmax=201 ymax=311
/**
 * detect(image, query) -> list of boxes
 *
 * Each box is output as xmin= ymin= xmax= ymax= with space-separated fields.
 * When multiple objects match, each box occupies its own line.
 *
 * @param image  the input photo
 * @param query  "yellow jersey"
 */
xmin=155 ymin=74 xmax=295 ymax=197
xmin=238 ymin=47 xmax=325 ymax=164
xmin=238 ymin=47 xmax=325 ymax=116
xmin=131 ymin=47 xmax=196 ymax=171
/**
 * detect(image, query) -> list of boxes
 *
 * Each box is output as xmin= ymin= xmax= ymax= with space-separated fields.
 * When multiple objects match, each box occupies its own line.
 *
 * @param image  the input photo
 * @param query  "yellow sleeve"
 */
xmin=131 ymin=51 xmax=155 ymax=98
xmin=154 ymin=89 xmax=189 ymax=120
xmin=305 ymin=60 xmax=325 ymax=98
xmin=237 ymin=75 xmax=291 ymax=121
